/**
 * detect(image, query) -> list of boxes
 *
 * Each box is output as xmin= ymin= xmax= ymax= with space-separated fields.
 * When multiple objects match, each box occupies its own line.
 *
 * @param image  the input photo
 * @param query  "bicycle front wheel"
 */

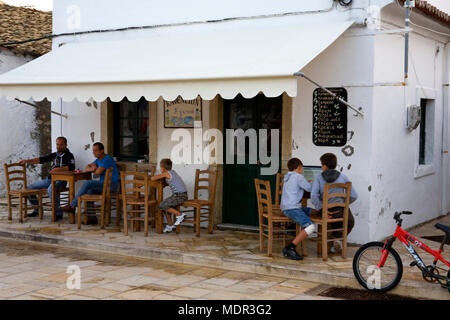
xmin=353 ymin=241 xmax=403 ymax=292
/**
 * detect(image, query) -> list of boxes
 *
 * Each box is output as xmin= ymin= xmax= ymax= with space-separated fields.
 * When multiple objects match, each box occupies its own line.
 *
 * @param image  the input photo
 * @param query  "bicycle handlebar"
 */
xmin=394 ymin=211 xmax=413 ymax=225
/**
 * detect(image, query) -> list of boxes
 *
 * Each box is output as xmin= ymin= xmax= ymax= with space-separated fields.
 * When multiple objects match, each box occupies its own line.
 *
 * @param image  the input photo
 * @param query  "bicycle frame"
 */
xmin=378 ymin=225 xmax=450 ymax=276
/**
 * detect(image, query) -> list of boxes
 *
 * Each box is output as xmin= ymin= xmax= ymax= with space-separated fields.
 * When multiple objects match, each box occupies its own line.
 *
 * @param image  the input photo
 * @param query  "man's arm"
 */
xmin=93 ymin=166 xmax=106 ymax=175
xmin=298 ymin=175 xmax=312 ymax=193
xmin=49 ymin=166 xmax=70 ymax=173
xmin=18 ymin=158 xmax=40 ymax=165
xmin=85 ymin=163 xmax=97 ymax=172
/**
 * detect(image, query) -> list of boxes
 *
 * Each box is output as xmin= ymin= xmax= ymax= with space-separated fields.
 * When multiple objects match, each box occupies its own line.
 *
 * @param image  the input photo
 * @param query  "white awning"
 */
xmin=0 ymin=19 xmax=354 ymax=102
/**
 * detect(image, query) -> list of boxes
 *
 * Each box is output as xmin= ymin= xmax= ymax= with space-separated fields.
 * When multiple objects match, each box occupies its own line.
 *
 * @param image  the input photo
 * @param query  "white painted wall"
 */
xmin=369 ymin=8 xmax=449 ymax=240
xmin=444 ymin=43 xmax=450 ymax=214
xmin=156 ymin=98 xmax=211 ymax=199
xmin=291 ymin=28 xmax=375 ymax=244
xmin=51 ymin=98 xmax=101 ymax=192
xmin=0 ymin=50 xmax=40 ymax=196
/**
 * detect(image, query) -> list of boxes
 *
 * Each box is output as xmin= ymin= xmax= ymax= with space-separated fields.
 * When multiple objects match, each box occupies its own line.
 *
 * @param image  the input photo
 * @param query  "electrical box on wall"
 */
xmin=406 ymin=105 xmax=421 ymax=131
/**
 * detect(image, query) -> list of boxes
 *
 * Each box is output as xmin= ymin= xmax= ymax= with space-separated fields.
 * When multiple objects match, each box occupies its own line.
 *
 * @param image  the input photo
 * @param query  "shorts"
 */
xmin=159 ymin=192 xmax=188 ymax=212
xmin=282 ymin=207 xmax=313 ymax=228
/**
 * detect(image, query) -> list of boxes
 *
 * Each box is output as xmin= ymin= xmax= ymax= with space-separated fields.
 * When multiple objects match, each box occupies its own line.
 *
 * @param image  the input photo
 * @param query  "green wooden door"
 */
xmin=222 ymin=94 xmax=282 ymax=226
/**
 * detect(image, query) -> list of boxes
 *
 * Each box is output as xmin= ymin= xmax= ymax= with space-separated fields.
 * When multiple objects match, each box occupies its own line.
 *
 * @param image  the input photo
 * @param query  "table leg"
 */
xmin=51 ymin=178 xmax=56 ymax=222
xmin=69 ymin=179 xmax=75 ymax=224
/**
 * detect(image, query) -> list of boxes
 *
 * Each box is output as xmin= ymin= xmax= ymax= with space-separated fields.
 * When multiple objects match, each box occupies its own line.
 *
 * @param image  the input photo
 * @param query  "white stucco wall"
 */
xmin=51 ymin=98 xmax=101 ymax=193
xmin=291 ymin=27 xmax=375 ymax=244
xmin=0 ymin=50 xmax=40 ymax=196
xmin=156 ymin=98 xmax=211 ymax=199
xmin=368 ymin=8 xmax=449 ymax=240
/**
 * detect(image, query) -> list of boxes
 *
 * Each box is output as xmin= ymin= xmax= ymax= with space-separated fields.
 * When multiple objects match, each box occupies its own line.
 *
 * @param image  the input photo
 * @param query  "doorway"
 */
xmin=222 ymin=94 xmax=282 ymax=226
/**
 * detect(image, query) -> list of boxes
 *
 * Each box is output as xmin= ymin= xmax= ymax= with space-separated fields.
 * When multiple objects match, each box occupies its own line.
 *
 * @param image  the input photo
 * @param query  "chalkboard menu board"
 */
xmin=312 ymin=87 xmax=348 ymax=147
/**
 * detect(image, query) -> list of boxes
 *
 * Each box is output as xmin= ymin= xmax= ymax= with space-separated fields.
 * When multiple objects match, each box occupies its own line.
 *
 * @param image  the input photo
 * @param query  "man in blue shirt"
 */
xmin=61 ymin=142 xmax=119 ymax=216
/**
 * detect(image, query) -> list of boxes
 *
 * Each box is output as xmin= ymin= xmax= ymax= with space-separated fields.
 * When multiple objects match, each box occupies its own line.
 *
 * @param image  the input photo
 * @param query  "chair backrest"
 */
xmin=135 ymin=164 xmax=156 ymax=176
xmin=101 ymin=168 xmax=113 ymax=199
xmin=322 ymin=182 xmax=352 ymax=214
xmin=254 ymin=178 xmax=273 ymax=219
xmin=120 ymin=171 xmax=149 ymax=201
xmin=194 ymin=169 xmax=218 ymax=203
xmin=116 ymin=163 xmax=127 ymax=172
xmin=275 ymin=173 xmax=283 ymax=205
xmin=3 ymin=163 xmax=27 ymax=192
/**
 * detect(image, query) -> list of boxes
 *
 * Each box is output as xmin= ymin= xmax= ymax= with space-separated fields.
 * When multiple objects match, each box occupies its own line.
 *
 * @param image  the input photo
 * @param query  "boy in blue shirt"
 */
xmin=61 ymin=142 xmax=119 ymax=217
xmin=281 ymin=158 xmax=314 ymax=261
xmin=311 ymin=153 xmax=358 ymax=253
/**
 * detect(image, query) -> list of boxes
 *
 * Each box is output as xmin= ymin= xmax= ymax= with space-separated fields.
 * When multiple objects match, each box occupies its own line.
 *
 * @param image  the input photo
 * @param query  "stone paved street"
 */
xmin=0 ymin=238 xmax=336 ymax=300
xmin=0 ymin=201 xmax=448 ymax=300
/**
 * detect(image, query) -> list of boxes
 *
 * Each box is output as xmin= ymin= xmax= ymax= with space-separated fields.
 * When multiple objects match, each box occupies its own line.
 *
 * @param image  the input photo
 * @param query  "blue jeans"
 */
xmin=28 ymin=178 xmax=67 ymax=214
xmin=71 ymin=180 xmax=118 ymax=208
xmin=283 ymin=207 xmax=313 ymax=228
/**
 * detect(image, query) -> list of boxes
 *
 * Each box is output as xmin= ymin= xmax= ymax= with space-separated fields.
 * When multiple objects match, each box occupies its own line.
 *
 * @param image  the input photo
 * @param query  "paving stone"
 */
xmin=154 ymin=275 xmax=205 ymax=288
xmin=78 ymin=287 xmax=118 ymax=298
xmin=99 ymin=282 xmax=133 ymax=292
xmin=0 ymin=284 xmax=40 ymax=298
xmin=36 ymin=287 xmax=73 ymax=297
xmin=116 ymin=275 xmax=161 ymax=286
xmin=113 ymin=288 xmax=163 ymax=300
xmin=169 ymin=287 xmax=212 ymax=298
xmin=152 ymin=293 xmax=187 ymax=300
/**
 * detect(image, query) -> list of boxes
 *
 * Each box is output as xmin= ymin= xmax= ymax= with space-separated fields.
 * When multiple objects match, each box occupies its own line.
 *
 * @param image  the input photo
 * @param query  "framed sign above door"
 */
xmin=164 ymin=95 xmax=202 ymax=128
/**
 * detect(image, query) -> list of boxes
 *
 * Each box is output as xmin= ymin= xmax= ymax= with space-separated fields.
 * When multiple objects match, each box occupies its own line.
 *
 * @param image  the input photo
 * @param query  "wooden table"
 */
xmin=51 ymin=171 xmax=92 ymax=223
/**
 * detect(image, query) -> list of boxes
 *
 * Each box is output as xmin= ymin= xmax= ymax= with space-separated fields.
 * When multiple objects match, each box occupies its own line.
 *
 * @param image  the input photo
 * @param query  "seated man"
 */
xmin=311 ymin=153 xmax=358 ymax=253
xmin=61 ymin=142 xmax=119 ymax=217
xmin=19 ymin=137 xmax=75 ymax=220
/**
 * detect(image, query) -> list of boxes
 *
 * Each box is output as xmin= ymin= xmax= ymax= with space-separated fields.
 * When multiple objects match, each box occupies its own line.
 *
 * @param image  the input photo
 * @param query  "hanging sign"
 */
xmin=312 ymin=87 xmax=348 ymax=147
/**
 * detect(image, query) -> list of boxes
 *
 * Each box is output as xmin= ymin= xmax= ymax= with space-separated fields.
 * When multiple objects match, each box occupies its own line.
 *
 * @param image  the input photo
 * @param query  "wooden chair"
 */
xmin=109 ymin=163 xmax=126 ymax=227
xmin=275 ymin=173 xmax=307 ymax=256
xmin=3 ymin=163 xmax=44 ymax=223
xmin=120 ymin=171 xmax=158 ymax=236
xmin=308 ymin=182 xmax=352 ymax=261
xmin=77 ymin=168 xmax=113 ymax=229
xmin=254 ymin=178 xmax=299 ymax=257
xmin=177 ymin=169 xmax=218 ymax=237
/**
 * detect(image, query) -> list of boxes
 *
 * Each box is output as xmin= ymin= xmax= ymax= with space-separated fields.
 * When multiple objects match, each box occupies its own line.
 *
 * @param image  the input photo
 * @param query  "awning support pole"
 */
xmin=15 ymin=98 xmax=68 ymax=119
xmin=293 ymin=71 xmax=364 ymax=118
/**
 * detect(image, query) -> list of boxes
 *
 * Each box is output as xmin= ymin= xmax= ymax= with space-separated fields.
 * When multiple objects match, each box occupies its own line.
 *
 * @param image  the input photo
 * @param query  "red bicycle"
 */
xmin=353 ymin=211 xmax=450 ymax=293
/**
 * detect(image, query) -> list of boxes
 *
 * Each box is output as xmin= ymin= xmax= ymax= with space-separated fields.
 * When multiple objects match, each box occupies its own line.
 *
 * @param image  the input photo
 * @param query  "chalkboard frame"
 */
xmin=312 ymin=87 xmax=348 ymax=147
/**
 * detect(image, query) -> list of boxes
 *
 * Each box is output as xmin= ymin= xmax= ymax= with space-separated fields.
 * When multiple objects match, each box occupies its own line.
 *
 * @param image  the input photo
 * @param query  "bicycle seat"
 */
xmin=434 ymin=223 xmax=450 ymax=235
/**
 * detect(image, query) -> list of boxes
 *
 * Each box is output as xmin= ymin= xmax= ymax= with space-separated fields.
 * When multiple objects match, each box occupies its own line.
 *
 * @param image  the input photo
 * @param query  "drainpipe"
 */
xmin=442 ymin=42 xmax=450 ymax=215
xmin=404 ymin=0 xmax=412 ymax=84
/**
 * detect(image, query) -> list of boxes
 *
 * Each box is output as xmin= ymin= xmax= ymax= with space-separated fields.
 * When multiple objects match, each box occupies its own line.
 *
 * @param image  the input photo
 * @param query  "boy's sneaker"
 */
xmin=330 ymin=240 xmax=343 ymax=254
xmin=163 ymin=225 xmax=174 ymax=233
xmin=282 ymin=246 xmax=303 ymax=261
xmin=174 ymin=213 xmax=186 ymax=226
xmin=27 ymin=209 xmax=39 ymax=217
